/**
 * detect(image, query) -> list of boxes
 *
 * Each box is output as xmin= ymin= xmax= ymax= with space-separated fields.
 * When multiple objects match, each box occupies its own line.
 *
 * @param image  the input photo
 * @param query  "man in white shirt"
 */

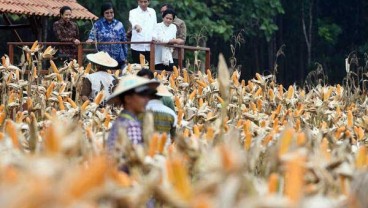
xmin=129 ymin=0 xmax=157 ymax=64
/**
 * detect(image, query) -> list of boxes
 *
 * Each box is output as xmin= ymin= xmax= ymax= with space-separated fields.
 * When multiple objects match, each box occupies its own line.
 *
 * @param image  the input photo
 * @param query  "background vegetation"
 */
xmin=1 ymin=0 xmax=367 ymax=86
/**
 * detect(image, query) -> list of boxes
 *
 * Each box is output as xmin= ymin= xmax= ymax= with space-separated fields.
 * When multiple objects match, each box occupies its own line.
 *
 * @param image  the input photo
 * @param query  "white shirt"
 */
xmin=85 ymin=71 xmax=116 ymax=103
xmin=152 ymin=22 xmax=177 ymax=65
xmin=129 ymin=6 xmax=157 ymax=51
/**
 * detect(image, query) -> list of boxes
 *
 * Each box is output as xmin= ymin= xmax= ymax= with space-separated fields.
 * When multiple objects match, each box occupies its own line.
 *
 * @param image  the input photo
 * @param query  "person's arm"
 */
xmin=80 ymin=77 xmax=92 ymax=102
xmin=129 ymin=9 xmax=142 ymax=33
xmin=73 ymin=22 xmax=81 ymax=44
xmin=86 ymin=22 xmax=97 ymax=43
xmin=120 ymin=23 xmax=128 ymax=60
xmin=177 ymin=21 xmax=187 ymax=44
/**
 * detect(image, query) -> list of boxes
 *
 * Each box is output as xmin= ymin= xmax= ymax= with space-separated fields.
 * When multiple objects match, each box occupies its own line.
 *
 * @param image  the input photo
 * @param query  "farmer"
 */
xmin=80 ymin=51 xmax=118 ymax=105
xmin=129 ymin=0 xmax=157 ymax=64
xmin=107 ymin=75 xmax=159 ymax=147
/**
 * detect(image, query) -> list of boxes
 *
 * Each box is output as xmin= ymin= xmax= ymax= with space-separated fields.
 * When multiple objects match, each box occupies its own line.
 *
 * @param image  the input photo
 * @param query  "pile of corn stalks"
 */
xmin=0 ymin=42 xmax=367 ymax=207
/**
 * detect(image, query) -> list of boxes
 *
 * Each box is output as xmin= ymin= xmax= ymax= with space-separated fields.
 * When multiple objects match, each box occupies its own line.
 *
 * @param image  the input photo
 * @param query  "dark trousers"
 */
xmin=155 ymin=63 xmax=174 ymax=71
xmin=131 ymin=49 xmax=150 ymax=65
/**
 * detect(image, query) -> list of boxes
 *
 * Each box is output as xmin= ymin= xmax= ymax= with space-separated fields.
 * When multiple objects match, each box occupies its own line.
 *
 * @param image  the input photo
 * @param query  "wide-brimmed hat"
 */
xmin=107 ymin=75 xmax=160 ymax=101
xmin=86 ymin=51 xmax=118 ymax=68
xmin=156 ymin=84 xmax=173 ymax=97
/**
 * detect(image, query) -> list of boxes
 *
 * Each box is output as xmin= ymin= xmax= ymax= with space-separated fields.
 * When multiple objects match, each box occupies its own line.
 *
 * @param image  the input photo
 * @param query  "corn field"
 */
xmin=0 ymin=41 xmax=367 ymax=208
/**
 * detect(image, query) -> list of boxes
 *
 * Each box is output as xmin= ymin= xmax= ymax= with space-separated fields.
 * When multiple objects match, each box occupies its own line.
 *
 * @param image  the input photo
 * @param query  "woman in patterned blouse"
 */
xmin=86 ymin=2 xmax=128 ymax=70
xmin=53 ymin=6 xmax=80 ymax=60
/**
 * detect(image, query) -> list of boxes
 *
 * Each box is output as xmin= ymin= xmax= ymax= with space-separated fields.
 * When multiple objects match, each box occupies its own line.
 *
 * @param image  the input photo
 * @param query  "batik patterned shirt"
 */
xmin=53 ymin=19 xmax=79 ymax=59
xmin=88 ymin=18 xmax=128 ymax=63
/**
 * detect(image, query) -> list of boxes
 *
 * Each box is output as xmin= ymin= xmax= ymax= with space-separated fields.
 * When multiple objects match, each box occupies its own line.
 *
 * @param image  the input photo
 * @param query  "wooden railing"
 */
xmin=7 ymin=41 xmax=211 ymax=71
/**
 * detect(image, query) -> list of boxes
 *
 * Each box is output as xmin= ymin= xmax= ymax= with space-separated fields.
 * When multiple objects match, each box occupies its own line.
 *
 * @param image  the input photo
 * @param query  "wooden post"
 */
xmin=150 ymin=41 xmax=155 ymax=71
xmin=77 ymin=44 xmax=83 ymax=66
xmin=178 ymin=47 xmax=183 ymax=69
xmin=205 ymin=50 xmax=211 ymax=70
xmin=8 ymin=44 xmax=14 ymax=64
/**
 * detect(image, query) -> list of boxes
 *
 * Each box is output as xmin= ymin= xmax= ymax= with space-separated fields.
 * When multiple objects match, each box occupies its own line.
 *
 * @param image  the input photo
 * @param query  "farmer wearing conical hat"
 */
xmin=107 ymin=75 xmax=159 ymax=147
xmin=80 ymin=51 xmax=118 ymax=105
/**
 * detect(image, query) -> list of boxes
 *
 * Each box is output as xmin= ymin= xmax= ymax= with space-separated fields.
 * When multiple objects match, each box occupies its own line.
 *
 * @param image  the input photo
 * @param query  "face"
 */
xmin=61 ymin=10 xmax=72 ymax=22
xmin=125 ymin=93 xmax=150 ymax=115
xmin=138 ymin=0 xmax=150 ymax=11
xmin=163 ymin=14 xmax=173 ymax=26
xmin=103 ymin=9 xmax=114 ymax=21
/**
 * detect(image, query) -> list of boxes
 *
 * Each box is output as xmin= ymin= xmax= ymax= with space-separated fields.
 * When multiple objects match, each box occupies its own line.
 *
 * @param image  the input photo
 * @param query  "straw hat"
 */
xmin=86 ymin=51 xmax=118 ymax=68
xmin=156 ymin=84 xmax=173 ymax=97
xmin=107 ymin=75 xmax=159 ymax=101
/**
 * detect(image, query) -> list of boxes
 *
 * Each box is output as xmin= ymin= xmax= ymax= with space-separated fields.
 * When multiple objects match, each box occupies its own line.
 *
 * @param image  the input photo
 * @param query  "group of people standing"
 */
xmin=53 ymin=1 xmax=182 ymax=163
xmin=53 ymin=0 xmax=187 ymax=71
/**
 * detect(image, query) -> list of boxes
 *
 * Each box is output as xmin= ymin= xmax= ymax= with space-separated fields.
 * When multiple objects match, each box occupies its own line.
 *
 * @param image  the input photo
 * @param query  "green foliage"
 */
xmin=317 ymin=19 xmax=342 ymax=45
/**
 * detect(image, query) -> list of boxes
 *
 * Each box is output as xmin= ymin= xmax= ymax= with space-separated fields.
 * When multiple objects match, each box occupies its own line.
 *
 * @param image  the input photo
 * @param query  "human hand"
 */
xmin=134 ymin=25 xmax=142 ymax=33
xmin=86 ymin=39 xmax=93 ymax=44
xmin=74 ymin=39 xmax=81 ymax=45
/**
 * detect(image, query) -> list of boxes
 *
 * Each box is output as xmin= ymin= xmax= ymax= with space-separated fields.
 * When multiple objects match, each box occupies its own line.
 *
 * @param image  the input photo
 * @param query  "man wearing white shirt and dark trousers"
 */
xmin=129 ymin=0 xmax=157 ymax=64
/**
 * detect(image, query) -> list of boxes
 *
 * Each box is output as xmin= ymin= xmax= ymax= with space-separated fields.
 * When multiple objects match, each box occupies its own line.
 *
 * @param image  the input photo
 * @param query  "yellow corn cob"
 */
xmin=81 ymin=100 xmax=90 ymax=111
xmin=206 ymin=69 xmax=214 ymax=83
xmin=46 ymin=82 xmax=55 ymax=99
xmin=8 ymin=92 xmax=16 ymax=103
xmin=58 ymin=82 xmax=66 ymax=94
xmin=268 ymin=173 xmax=279 ymax=194
xmin=0 ymin=104 xmax=4 ymax=112
xmin=356 ymin=146 xmax=366 ymax=169
xmin=220 ymin=145 xmax=234 ymax=172
xmin=347 ymin=110 xmax=353 ymax=128
xmin=256 ymin=99 xmax=263 ymax=112
xmin=161 ymin=70 xmax=167 ymax=78
xmin=295 ymin=118 xmax=301 ymax=131
xmin=168 ymin=158 xmax=192 ymax=201
xmin=254 ymin=87 xmax=263 ymax=97
xmin=43 ymin=45 xmax=52 ymax=55
xmin=94 ymin=91 xmax=104 ymax=105
xmin=177 ymin=109 xmax=183 ymax=126
xmin=336 ymin=84 xmax=342 ymax=97
xmin=354 ymin=126 xmax=364 ymax=140
xmin=262 ymin=132 xmax=274 ymax=146
xmin=0 ymin=112 xmax=6 ymax=126
xmin=58 ymin=96 xmax=65 ymax=110
xmin=284 ymin=155 xmax=305 ymax=203
xmin=183 ymin=128 xmax=190 ymax=137
xmin=193 ymin=125 xmax=200 ymax=138
xmin=320 ymin=137 xmax=331 ymax=160
xmin=50 ymin=60 xmax=59 ymax=74
xmin=255 ymin=73 xmax=263 ymax=82
xmin=127 ymin=63 xmax=132 ymax=72
xmin=170 ymin=75 xmax=177 ymax=90
xmin=67 ymin=98 xmax=78 ymax=109
xmin=104 ymin=114 xmax=111 ymax=129
xmin=296 ymin=132 xmax=306 ymax=146
xmin=206 ymin=127 xmax=214 ymax=141
xmin=158 ymin=133 xmax=167 ymax=154
xmin=110 ymin=168 xmax=132 ymax=187
xmin=30 ymin=40 xmax=38 ymax=51
xmin=148 ymin=133 xmax=159 ymax=157
xmin=198 ymin=86 xmax=203 ymax=96
xmin=278 ymin=128 xmax=295 ymax=157
xmin=183 ymin=69 xmax=189 ymax=83
xmin=232 ymin=71 xmax=239 ymax=87
xmin=1 ymin=56 xmax=7 ymax=67
xmin=241 ymin=79 xmax=246 ymax=88
xmin=15 ymin=69 xmax=20 ymax=80
xmin=139 ymin=53 xmax=145 ymax=67
xmin=56 ymin=74 xmax=63 ymax=82
xmin=173 ymin=66 xmax=179 ymax=78
xmin=189 ymin=89 xmax=197 ymax=100
xmin=268 ymin=89 xmax=275 ymax=100
xmin=250 ymin=101 xmax=257 ymax=112
xmin=247 ymin=80 xmax=254 ymax=92
xmin=216 ymin=95 xmax=225 ymax=105
xmin=196 ymin=80 xmax=207 ymax=88
xmin=323 ymin=87 xmax=333 ymax=101
xmin=174 ymin=96 xmax=182 ymax=109
xmin=84 ymin=63 xmax=92 ymax=74
xmin=32 ymin=66 xmax=38 ymax=79
xmin=278 ymin=84 xmax=283 ymax=98
xmin=275 ymin=104 xmax=282 ymax=115
xmin=0 ymin=132 xmax=3 ymax=140
xmin=244 ymin=130 xmax=252 ymax=150
xmin=5 ymin=120 xmax=19 ymax=149
xmin=340 ymin=175 xmax=347 ymax=196
xmin=286 ymin=85 xmax=294 ymax=99
xmin=198 ymin=98 xmax=204 ymax=107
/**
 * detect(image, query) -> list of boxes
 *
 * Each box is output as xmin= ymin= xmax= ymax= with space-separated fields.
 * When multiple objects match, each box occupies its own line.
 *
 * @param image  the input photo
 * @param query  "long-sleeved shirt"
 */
xmin=107 ymin=110 xmax=144 ymax=152
xmin=88 ymin=18 xmax=128 ymax=64
xmin=172 ymin=17 xmax=187 ymax=59
xmin=53 ymin=19 xmax=79 ymax=59
xmin=152 ymin=22 xmax=177 ymax=65
xmin=129 ymin=6 xmax=157 ymax=52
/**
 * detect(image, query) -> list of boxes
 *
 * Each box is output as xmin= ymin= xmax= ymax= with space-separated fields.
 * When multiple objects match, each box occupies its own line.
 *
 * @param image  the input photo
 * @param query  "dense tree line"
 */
xmin=0 ymin=0 xmax=367 ymax=85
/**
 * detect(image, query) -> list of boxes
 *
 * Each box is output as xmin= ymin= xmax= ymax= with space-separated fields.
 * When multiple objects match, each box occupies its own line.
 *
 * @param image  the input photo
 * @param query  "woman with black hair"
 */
xmin=53 ymin=6 xmax=80 ymax=60
xmin=86 ymin=2 xmax=128 ymax=70
xmin=152 ymin=9 xmax=182 ymax=71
